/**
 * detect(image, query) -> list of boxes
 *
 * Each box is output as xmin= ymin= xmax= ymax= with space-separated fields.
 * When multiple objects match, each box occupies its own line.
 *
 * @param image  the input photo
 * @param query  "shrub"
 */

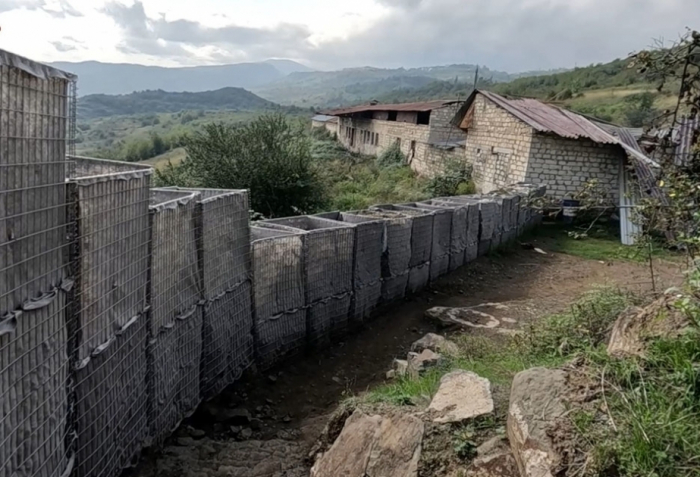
xmin=426 ymin=159 xmax=474 ymax=197
xmin=172 ymin=113 xmax=326 ymax=217
xmin=376 ymin=142 xmax=406 ymax=168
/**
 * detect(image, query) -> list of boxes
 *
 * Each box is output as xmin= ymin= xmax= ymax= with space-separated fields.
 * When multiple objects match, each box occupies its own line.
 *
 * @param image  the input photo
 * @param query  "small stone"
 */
xmin=255 ymin=406 xmax=263 ymax=413
xmin=283 ymin=416 xmax=291 ymax=423
xmin=250 ymin=418 xmax=263 ymax=431
xmin=411 ymin=333 xmax=460 ymax=355
xmin=240 ymin=428 xmax=253 ymax=440
xmin=266 ymin=399 xmax=274 ymax=405
xmin=229 ymin=425 xmax=241 ymax=435
xmin=221 ymin=408 xmax=251 ymax=424
xmin=188 ymin=428 xmax=206 ymax=439
xmin=392 ymin=359 xmax=409 ymax=378
xmin=268 ymin=375 xmax=278 ymax=383
xmin=176 ymin=437 xmax=196 ymax=446
xmin=407 ymin=349 xmax=444 ymax=379
xmin=332 ymin=377 xmax=342 ymax=384
xmin=386 ymin=370 xmax=397 ymax=380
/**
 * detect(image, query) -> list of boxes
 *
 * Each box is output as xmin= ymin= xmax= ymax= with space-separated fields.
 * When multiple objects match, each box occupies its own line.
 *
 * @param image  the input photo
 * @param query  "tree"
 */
xmin=158 ymin=114 xmax=326 ymax=218
xmin=623 ymin=92 xmax=657 ymax=127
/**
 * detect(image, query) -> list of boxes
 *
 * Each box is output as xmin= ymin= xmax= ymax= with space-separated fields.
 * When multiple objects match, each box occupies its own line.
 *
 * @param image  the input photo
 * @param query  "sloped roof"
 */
xmin=321 ymin=100 xmax=461 ymax=117
xmin=312 ymin=114 xmax=338 ymax=123
xmin=0 ymin=48 xmax=76 ymax=80
xmin=460 ymin=90 xmax=618 ymax=144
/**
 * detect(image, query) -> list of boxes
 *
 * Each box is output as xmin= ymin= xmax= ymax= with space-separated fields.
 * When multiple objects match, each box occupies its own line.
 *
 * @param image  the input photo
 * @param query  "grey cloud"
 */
xmin=305 ymin=0 xmax=700 ymax=72
xmin=0 ymin=0 xmax=82 ymax=17
xmin=0 ymin=0 xmax=44 ymax=13
xmin=99 ymin=0 xmax=699 ymax=72
xmin=102 ymin=0 xmax=312 ymax=63
xmin=375 ymin=0 xmax=423 ymax=9
xmin=51 ymin=40 xmax=77 ymax=52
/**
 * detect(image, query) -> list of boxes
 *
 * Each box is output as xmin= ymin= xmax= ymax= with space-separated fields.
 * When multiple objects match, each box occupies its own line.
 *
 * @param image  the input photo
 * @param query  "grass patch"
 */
xmin=363 ymin=287 xmax=632 ymax=407
xmin=528 ymin=222 xmax=673 ymax=263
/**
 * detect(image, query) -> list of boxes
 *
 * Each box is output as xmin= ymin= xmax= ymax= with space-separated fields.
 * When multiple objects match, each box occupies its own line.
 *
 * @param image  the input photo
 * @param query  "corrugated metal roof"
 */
xmin=0 ymin=48 xmax=76 ymax=80
xmin=466 ymin=90 xmax=618 ymax=144
xmin=311 ymin=114 xmax=338 ymax=123
xmin=457 ymin=90 xmax=665 ymax=202
xmin=321 ymin=100 xmax=461 ymax=117
xmin=676 ymin=116 xmax=699 ymax=166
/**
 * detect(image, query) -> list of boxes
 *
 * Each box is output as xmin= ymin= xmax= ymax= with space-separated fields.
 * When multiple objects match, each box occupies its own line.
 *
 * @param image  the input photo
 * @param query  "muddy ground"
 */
xmin=127 ymin=232 xmax=683 ymax=477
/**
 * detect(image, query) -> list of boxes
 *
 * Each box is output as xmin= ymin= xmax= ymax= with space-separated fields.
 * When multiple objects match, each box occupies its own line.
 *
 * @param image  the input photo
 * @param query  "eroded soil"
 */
xmin=128 ymin=233 xmax=683 ymax=477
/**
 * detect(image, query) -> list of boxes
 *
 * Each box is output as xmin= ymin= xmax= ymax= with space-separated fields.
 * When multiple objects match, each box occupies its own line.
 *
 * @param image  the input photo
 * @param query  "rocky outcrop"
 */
xmin=428 ymin=370 xmax=493 ymax=423
xmin=608 ymin=294 xmax=690 ymax=357
xmin=310 ymin=410 xmax=424 ymax=477
xmin=411 ymin=333 xmax=460 ymax=355
xmin=507 ymin=368 xmax=568 ymax=477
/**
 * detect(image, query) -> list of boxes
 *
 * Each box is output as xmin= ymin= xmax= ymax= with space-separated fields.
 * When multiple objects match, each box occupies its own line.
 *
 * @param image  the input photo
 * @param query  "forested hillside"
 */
xmin=79 ymin=88 xmax=276 ymax=120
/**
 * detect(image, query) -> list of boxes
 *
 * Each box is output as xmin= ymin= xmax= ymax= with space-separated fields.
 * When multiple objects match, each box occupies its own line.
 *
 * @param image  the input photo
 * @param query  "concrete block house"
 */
xmin=322 ymin=100 xmax=467 ymax=176
xmin=454 ymin=90 xmax=661 ymax=244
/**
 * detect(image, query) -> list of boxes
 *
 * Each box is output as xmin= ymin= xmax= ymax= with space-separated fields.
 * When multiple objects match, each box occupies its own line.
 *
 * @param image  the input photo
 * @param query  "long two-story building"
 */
xmin=322 ymin=100 xmax=467 ymax=176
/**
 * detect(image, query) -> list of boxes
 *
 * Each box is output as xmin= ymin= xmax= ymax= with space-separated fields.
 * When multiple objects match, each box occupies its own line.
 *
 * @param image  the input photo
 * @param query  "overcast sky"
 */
xmin=0 ymin=0 xmax=697 ymax=72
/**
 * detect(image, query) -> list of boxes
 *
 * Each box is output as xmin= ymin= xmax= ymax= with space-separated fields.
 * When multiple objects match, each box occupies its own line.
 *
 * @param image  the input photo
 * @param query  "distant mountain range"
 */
xmin=250 ymin=65 xmax=567 ymax=107
xmin=51 ymin=59 xmax=314 ymax=96
xmin=79 ymin=87 xmax=276 ymax=120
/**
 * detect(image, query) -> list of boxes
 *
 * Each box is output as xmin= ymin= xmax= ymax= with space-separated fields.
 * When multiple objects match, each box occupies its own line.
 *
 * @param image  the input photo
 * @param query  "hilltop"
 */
xmin=78 ymin=87 xmax=277 ymax=120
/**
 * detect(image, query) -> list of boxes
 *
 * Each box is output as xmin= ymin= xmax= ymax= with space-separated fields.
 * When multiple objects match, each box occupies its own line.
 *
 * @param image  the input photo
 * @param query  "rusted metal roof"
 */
xmin=464 ymin=90 xmax=619 ymax=144
xmin=321 ymin=100 xmax=461 ymax=117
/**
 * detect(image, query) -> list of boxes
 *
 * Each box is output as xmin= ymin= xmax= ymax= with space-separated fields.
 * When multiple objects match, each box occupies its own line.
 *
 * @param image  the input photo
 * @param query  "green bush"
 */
xmin=426 ymin=159 xmax=474 ymax=197
xmin=376 ymin=142 xmax=406 ymax=168
xmin=161 ymin=113 xmax=326 ymax=218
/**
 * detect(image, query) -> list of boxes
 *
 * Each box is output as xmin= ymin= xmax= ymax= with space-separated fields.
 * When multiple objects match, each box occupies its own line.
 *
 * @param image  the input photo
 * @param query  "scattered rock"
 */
xmin=332 ymin=376 xmax=342 ymax=384
xmin=467 ymin=437 xmax=519 ymax=477
xmin=268 ymin=375 xmax=278 ymax=384
xmin=608 ymin=294 xmax=690 ymax=358
xmin=411 ymin=333 xmax=460 ymax=355
xmin=387 ymin=359 xmax=409 ymax=380
xmin=249 ymin=418 xmax=263 ymax=431
xmin=239 ymin=428 xmax=253 ymax=440
xmin=188 ymin=428 xmax=206 ymax=439
xmin=220 ymin=407 xmax=251 ymax=425
xmin=428 ymin=371 xmax=493 ymax=423
xmin=310 ymin=410 xmax=423 ymax=477
xmin=176 ymin=437 xmax=196 ymax=447
xmin=407 ymin=349 xmax=444 ymax=379
xmin=229 ymin=426 xmax=241 ymax=435
xmin=508 ymin=368 xmax=567 ymax=477
xmin=425 ymin=307 xmax=500 ymax=329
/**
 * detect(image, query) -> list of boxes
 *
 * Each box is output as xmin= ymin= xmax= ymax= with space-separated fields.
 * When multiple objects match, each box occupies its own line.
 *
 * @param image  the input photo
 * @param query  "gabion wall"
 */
xmin=0 ymin=49 xmax=546 ymax=477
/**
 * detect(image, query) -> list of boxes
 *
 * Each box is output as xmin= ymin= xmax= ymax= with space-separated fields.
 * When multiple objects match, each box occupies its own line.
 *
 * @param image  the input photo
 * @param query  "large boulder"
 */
xmin=310 ymin=410 xmax=424 ymax=477
xmin=411 ymin=333 xmax=460 ymax=355
xmin=608 ymin=294 xmax=690 ymax=357
xmin=507 ymin=368 xmax=568 ymax=477
xmin=428 ymin=370 xmax=494 ymax=423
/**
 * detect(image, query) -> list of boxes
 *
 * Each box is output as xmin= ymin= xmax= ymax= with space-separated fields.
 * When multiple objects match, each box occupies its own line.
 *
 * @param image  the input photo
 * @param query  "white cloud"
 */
xmin=0 ymin=0 xmax=697 ymax=72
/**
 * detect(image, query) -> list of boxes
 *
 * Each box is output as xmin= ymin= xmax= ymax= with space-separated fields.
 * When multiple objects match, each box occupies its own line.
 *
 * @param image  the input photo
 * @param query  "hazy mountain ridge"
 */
xmin=78 ymin=87 xmax=277 ymax=120
xmin=50 ymin=59 xmax=312 ymax=96
xmin=251 ymin=64 xmax=568 ymax=107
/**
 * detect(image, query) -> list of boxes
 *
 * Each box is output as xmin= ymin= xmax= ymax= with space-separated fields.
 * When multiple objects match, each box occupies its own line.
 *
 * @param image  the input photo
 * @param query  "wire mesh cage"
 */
xmin=315 ymin=212 xmax=385 ymax=326
xmin=394 ymin=203 xmax=452 ymax=282
xmin=67 ymin=158 xmax=152 ymax=477
xmin=164 ymin=187 xmax=253 ymax=400
xmin=370 ymin=204 xmax=434 ymax=294
xmin=419 ymin=201 xmax=469 ymax=272
xmin=148 ymin=189 xmax=203 ymax=446
xmin=0 ymin=51 xmax=76 ymax=477
xmin=251 ymin=226 xmax=306 ymax=370
xmin=259 ymin=217 xmax=354 ymax=348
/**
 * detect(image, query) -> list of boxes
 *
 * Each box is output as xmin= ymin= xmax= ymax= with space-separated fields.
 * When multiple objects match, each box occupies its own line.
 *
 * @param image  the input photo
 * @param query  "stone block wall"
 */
xmin=525 ymin=134 xmax=623 ymax=200
xmin=464 ymin=95 xmax=533 ymax=193
xmin=337 ymin=103 xmax=466 ymax=177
